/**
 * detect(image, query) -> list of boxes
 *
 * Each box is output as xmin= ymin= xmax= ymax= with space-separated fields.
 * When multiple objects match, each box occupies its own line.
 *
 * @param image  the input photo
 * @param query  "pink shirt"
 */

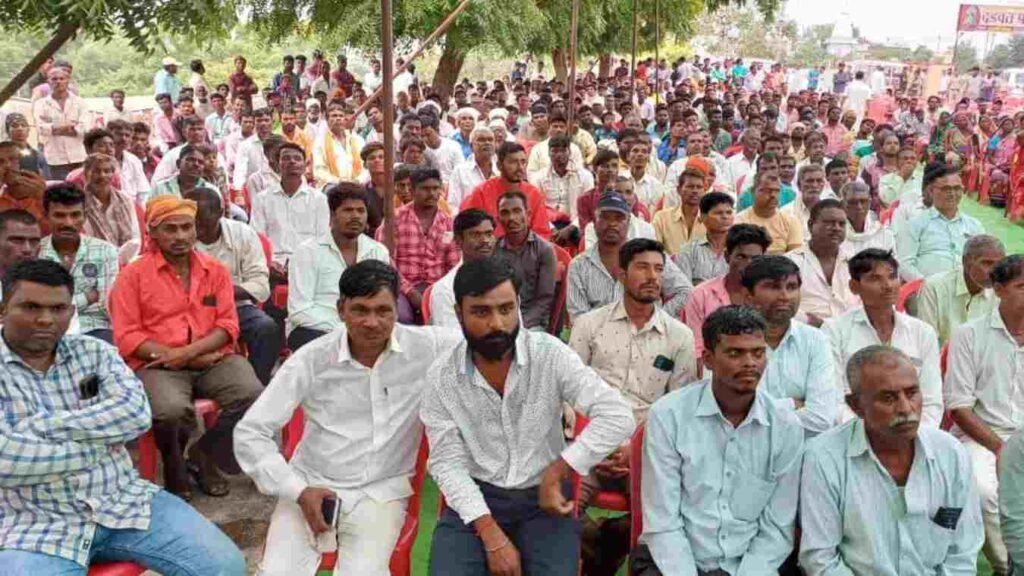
xmin=821 ymin=123 xmax=851 ymax=157
xmin=683 ymin=274 xmax=732 ymax=356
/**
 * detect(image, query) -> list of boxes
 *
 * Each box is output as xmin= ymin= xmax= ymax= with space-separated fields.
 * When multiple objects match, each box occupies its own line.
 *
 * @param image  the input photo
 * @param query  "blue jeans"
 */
xmin=0 ymin=490 xmax=246 ymax=576
xmin=429 ymin=480 xmax=581 ymax=576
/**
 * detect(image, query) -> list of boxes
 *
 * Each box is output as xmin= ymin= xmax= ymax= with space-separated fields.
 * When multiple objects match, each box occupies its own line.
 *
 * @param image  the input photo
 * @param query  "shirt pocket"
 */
xmin=909 ymin=516 xmax=954 ymax=568
xmin=730 ymin=472 xmax=775 ymax=522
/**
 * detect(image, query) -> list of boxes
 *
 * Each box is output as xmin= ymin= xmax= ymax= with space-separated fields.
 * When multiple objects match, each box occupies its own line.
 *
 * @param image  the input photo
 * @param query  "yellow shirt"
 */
xmin=651 ymin=207 xmax=706 ymax=256
xmin=735 ymin=208 xmax=803 ymax=254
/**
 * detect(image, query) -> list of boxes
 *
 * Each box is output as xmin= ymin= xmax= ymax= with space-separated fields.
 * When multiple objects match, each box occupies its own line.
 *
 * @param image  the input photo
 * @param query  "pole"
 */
xmin=654 ymin=0 xmax=660 ymax=105
xmin=952 ymin=31 xmax=962 ymax=75
xmin=0 ymin=22 xmax=78 ymax=107
xmin=567 ymin=0 xmax=580 ymax=128
xmin=630 ymin=0 xmax=639 ymax=105
xmin=350 ymin=0 xmax=472 ymax=121
xmin=380 ymin=0 xmax=396 ymax=255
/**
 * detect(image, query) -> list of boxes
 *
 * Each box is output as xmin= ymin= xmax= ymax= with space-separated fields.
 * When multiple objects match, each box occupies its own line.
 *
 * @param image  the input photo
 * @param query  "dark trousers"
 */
xmin=48 ymin=162 xmax=82 ymax=181
xmin=237 ymin=303 xmax=282 ymax=385
xmin=430 ymin=481 xmax=581 ymax=576
xmin=86 ymin=328 xmax=114 ymax=344
xmin=287 ymin=326 xmax=327 ymax=352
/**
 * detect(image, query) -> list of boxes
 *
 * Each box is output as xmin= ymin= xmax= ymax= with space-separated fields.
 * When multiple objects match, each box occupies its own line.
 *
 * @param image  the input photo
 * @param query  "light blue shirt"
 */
xmin=761 ymin=321 xmax=838 ymax=435
xmin=895 ymin=207 xmax=985 ymax=281
xmin=1000 ymin=428 xmax=1024 ymax=575
xmin=153 ymin=69 xmax=181 ymax=102
xmin=800 ymin=420 xmax=983 ymax=575
xmin=640 ymin=380 xmax=805 ymax=576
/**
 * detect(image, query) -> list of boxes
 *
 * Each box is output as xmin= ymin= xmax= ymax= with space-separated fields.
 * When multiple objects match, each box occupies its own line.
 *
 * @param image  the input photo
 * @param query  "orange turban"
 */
xmin=146 ymin=195 xmax=197 ymax=228
xmin=685 ymin=157 xmax=715 ymax=187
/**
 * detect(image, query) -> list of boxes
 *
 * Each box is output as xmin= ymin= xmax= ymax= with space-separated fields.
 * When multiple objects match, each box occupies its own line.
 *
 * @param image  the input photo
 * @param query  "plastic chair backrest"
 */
xmin=629 ymin=424 xmax=646 ymax=549
xmin=896 ymin=278 xmax=924 ymax=313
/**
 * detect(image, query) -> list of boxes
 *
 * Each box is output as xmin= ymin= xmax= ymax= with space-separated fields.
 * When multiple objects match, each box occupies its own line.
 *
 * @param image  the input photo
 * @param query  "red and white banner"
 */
xmin=957 ymin=4 xmax=1024 ymax=33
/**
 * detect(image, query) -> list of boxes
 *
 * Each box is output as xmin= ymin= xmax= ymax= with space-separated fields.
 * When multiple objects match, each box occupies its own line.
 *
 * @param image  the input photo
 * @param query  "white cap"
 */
xmin=488 ymin=108 xmax=509 ymax=121
xmin=161 ymin=57 xmax=180 ymax=67
xmin=488 ymin=119 xmax=506 ymax=130
xmin=456 ymin=107 xmax=479 ymax=120
xmin=305 ymin=98 xmax=321 ymax=109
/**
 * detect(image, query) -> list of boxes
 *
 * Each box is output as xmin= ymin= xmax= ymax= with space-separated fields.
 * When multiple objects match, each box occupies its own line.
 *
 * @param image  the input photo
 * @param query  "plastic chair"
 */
xmin=629 ymin=424 xmax=646 ymax=550
xmin=422 ymin=284 xmax=434 ymax=325
xmin=87 ymin=562 xmax=146 ymax=576
xmin=878 ymin=199 xmax=899 ymax=226
xmin=571 ymin=412 xmax=630 ymax=516
xmin=280 ymin=408 xmax=428 ymax=576
xmin=549 ymin=245 xmax=573 ymax=335
xmin=137 ymin=399 xmax=220 ymax=482
xmin=895 ymin=278 xmax=924 ymax=313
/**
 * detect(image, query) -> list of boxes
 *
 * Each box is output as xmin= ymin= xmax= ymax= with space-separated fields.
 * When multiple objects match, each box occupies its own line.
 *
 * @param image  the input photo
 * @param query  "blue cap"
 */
xmin=596 ymin=191 xmax=630 ymax=215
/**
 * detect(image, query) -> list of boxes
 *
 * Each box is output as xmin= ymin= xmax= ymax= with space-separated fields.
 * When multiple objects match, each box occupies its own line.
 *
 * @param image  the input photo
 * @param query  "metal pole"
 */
xmin=654 ymin=0 xmax=660 ymax=105
xmin=350 ymin=0 xmax=472 ymax=122
xmin=630 ymin=0 xmax=639 ymax=106
xmin=567 ymin=0 xmax=580 ymax=128
xmin=380 ymin=0 xmax=396 ymax=255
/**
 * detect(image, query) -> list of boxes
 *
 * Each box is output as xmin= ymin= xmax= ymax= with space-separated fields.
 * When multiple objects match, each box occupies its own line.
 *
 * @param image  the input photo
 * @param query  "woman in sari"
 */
xmin=943 ymin=111 xmax=978 ymax=187
xmin=5 ymin=113 xmax=49 ymax=178
xmin=988 ymin=116 xmax=1018 ymax=206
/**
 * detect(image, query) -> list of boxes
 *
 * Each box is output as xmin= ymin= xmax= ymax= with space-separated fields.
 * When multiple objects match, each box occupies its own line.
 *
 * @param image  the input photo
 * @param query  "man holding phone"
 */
xmin=234 ymin=260 xmax=460 ymax=575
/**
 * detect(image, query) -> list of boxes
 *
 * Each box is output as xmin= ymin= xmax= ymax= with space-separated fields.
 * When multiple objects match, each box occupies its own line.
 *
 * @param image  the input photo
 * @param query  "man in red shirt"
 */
xmin=110 ymin=195 xmax=262 ymax=500
xmin=460 ymin=141 xmax=552 ymax=240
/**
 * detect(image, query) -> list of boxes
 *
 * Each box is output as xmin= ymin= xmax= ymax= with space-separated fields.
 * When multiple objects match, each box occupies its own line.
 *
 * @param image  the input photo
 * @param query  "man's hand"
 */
xmin=144 ymin=346 xmax=196 ymax=370
xmin=793 ymin=398 xmax=806 ymax=410
xmin=187 ymin=352 xmax=224 ymax=370
xmin=474 ymin=517 xmax=522 ymax=576
xmin=594 ymin=444 xmax=630 ymax=478
xmin=805 ymin=312 xmax=824 ymax=328
xmin=5 ymin=170 xmax=45 ymax=197
xmin=538 ymin=458 xmax=574 ymax=516
xmin=407 ymin=289 xmax=423 ymax=312
xmin=297 ymin=486 xmax=335 ymax=534
xmin=554 ymin=225 xmax=577 ymax=245
xmin=269 ymin=261 xmax=288 ymax=283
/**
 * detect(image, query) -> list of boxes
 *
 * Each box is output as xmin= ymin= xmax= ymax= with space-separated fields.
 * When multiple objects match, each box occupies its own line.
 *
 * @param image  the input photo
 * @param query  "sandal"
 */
xmin=185 ymin=446 xmax=230 ymax=497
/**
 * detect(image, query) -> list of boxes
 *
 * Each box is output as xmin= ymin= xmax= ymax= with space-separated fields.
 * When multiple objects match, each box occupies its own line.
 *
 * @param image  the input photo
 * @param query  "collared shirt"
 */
xmin=246 ymin=165 xmax=281 ymax=202
xmin=896 ymin=208 xmax=985 ymax=281
xmin=235 ymin=324 xmax=461 ymax=505
xmin=110 ymin=249 xmax=239 ymax=370
xmin=821 ymin=123 xmax=851 ymax=156
xmin=528 ymin=164 xmax=594 ymax=221
xmin=567 ymin=246 xmax=692 ymax=321
xmin=823 ymin=307 xmax=944 ymax=427
xmin=841 ymin=215 xmax=895 ymax=258
xmin=448 ymin=155 xmax=498 ymax=209
xmin=153 ymin=69 xmax=181 ymax=101
xmin=250 ymin=183 xmax=330 ymax=264
xmin=195 ymin=218 xmax=270 ymax=304
xmin=738 ymin=184 xmax=797 ymax=213
xmin=999 ymin=428 xmax=1024 ymax=575
xmin=651 ymin=207 xmax=706 ymax=256
xmin=425 ymin=138 xmax=466 ymax=182
xmin=683 ymin=274 xmax=733 ymax=357
xmin=151 ymin=144 xmax=228 ymax=186
xmin=945 ymin=308 xmax=1024 ymax=441
xmin=786 ymin=246 xmax=860 ymax=321
xmin=287 ymin=233 xmax=390 ymax=334
xmin=782 ymin=197 xmax=813 ymax=239
xmin=384 ymin=204 xmax=460 ymax=294
xmin=0 ymin=335 xmax=158 ymax=566
xmin=428 ymin=263 xmax=461 ymax=328
xmin=39 ymin=235 xmax=119 ymax=333
xmin=630 ymin=172 xmax=667 ymax=213
xmin=205 ymin=111 xmax=237 ymax=144
xmin=461 ymin=177 xmax=552 ymax=240
xmin=800 ymin=420 xmax=983 ymax=576
xmin=118 ymin=151 xmax=151 ymax=204
xmin=641 ymin=381 xmax=804 ymax=576
xmin=570 ymin=300 xmax=698 ymax=421
xmin=760 ymin=320 xmax=838 ymax=434
xmin=917 ymin=268 xmax=998 ymax=345
xmin=146 ymin=176 xmax=217 ymax=204
xmin=421 ymin=329 xmax=635 ymax=524
xmin=676 ymin=238 xmax=729 ymax=286
xmin=583 ymin=213 xmax=657 ymax=250
xmin=724 ymin=153 xmax=756 ymax=193
xmin=880 ymin=171 xmax=923 ymax=207
xmin=32 ymin=93 xmax=88 ymax=166
xmin=233 ymin=134 xmax=271 ymax=190
xmin=496 ymin=233 xmax=557 ymax=330
xmin=152 ymin=113 xmax=178 ymax=150
xmin=526 ymin=138 xmax=585 ymax=183
xmin=735 ymin=208 xmax=803 ymax=254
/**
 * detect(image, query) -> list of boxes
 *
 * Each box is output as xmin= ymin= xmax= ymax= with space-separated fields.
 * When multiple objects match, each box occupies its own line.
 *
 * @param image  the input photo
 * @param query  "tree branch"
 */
xmin=0 ymin=21 xmax=79 ymax=107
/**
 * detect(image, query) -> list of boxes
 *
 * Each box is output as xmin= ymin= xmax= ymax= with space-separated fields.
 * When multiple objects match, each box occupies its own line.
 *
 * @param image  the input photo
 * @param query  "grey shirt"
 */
xmin=496 ymin=232 xmax=557 ymax=330
xmin=675 ymin=238 xmax=728 ymax=286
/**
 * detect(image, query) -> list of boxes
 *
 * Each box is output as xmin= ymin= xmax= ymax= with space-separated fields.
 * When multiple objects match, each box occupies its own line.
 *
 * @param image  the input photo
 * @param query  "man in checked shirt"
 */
xmin=0 ymin=259 xmax=245 ymax=575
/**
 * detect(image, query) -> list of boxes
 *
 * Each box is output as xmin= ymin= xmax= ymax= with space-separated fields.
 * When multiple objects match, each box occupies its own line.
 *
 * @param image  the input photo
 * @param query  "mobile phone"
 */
xmin=321 ymin=496 xmax=337 ymax=526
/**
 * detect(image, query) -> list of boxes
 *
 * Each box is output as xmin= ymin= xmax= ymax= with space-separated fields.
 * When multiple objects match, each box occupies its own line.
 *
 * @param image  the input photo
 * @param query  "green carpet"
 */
xmin=321 ymin=197 xmax=1019 ymax=576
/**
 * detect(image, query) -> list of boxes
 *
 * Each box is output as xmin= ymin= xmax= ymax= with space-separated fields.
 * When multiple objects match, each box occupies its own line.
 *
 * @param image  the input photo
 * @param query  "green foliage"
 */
xmin=955 ymin=43 xmax=979 ymax=74
xmin=984 ymin=35 xmax=1024 ymax=71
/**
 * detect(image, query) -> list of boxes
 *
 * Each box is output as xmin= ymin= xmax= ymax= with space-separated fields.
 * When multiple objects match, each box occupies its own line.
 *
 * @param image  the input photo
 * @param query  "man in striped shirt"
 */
xmin=0 ymin=259 xmax=245 ymax=575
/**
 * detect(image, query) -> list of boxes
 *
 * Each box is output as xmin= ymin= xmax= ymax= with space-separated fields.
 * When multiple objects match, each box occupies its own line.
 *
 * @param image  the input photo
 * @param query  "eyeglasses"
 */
xmin=934 ymin=185 xmax=965 ymax=195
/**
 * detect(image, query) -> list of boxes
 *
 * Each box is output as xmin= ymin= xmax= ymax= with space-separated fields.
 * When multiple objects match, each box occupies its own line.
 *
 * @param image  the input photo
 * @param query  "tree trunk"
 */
xmin=552 ymin=48 xmax=568 ymax=83
xmin=432 ymin=42 xmax=466 ymax=102
xmin=0 ymin=22 xmax=78 ymax=107
xmin=598 ymin=54 xmax=612 ymax=79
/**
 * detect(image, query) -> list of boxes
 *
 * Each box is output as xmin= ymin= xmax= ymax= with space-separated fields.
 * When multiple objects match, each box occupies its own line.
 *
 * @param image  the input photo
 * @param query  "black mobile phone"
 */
xmin=321 ymin=496 xmax=337 ymax=526
xmin=79 ymin=375 xmax=100 ymax=400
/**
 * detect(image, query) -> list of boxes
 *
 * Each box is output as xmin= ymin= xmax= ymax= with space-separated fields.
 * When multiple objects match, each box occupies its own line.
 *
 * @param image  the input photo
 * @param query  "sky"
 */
xmin=783 ymin=0 xmax=1024 ymax=51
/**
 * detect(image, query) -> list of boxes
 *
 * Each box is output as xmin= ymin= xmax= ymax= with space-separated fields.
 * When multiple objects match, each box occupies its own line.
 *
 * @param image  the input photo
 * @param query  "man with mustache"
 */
xmin=38 ymin=185 xmax=118 ymax=344
xmin=735 ymin=172 xmax=803 ymax=255
xmin=428 ymin=209 xmax=498 ymax=328
xmin=917 ymin=234 xmax=1003 ymax=345
xmin=947 ymin=254 xmax=1024 ymax=575
xmin=636 ymin=305 xmax=804 ymax=576
xmin=570 ymin=237 xmax=699 ymax=575
xmin=288 ymin=183 xmax=390 ymax=351
xmin=461 ymin=141 xmax=553 ymax=240
xmin=110 ymin=195 xmax=263 ymax=500
xmin=823 ymin=249 xmax=944 ymax=429
xmin=785 ymin=199 xmax=858 ymax=327
xmin=422 ymin=256 xmax=634 ymax=576
xmin=448 ymin=127 xmax=499 ymax=209
xmin=235 ymin=260 xmax=459 ymax=575
xmin=800 ymin=345 xmax=983 ymax=575
xmin=496 ymin=191 xmax=557 ymax=331
xmin=741 ymin=255 xmax=836 ymax=435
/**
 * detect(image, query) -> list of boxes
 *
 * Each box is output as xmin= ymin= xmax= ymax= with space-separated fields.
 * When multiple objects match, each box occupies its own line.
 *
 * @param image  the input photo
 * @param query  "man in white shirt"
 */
xmin=841 ymin=180 xmax=894 ymax=257
xmin=287 ymin=183 xmax=390 ymax=351
xmin=363 ymin=58 xmax=383 ymax=93
xmin=823 ymin=248 xmax=944 ymax=429
xmin=528 ymin=134 xmax=594 ymax=230
xmin=419 ymin=112 xmax=464 ymax=182
xmin=946 ymin=254 xmax=1024 ymax=575
xmin=526 ymin=111 xmax=585 ymax=183
xmin=235 ymin=260 xmax=460 ymax=576
xmin=448 ymin=127 xmax=498 ymax=209
xmin=725 ymin=129 xmax=760 ymax=196
xmin=869 ymin=66 xmax=887 ymax=95
xmin=152 ymin=116 xmax=224 ymax=184
xmin=232 ymin=107 xmax=275 ymax=190
xmin=429 ymin=209 xmax=497 ymax=328
xmin=786 ymin=199 xmax=859 ymax=326
xmin=107 ymin=119 xmax=151 ymax=203
xmin=422 ymin=256 xmax=634 ymax=576
xmin=845 ymin=71 xmax=873 ymax=122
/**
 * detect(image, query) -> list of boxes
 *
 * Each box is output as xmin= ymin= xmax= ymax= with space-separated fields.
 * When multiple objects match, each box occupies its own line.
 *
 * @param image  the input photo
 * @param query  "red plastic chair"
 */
xmin=137 ymin=399 xmax=220 ymax=482
xmin=281 ymin=408 xmax=428 ymax=576
xmin=572 ymin=412 xmax=630 ymax=516
xmin=422 ymin=284 xmax=434 ymax=325
xmin=549 ymin=245 xmax=572 ymax=335
xmin=272 ymin=284 xmax=288 ymax=309
xmin=88 ymin=562 xmax=146 ymax=576
xmin=628 ymin=424 xmax=646 ymax=550
xmin=879 ymin=199 xmax=899 ymax=226
xmin=895 ymin=278 xmax=924 ymax=313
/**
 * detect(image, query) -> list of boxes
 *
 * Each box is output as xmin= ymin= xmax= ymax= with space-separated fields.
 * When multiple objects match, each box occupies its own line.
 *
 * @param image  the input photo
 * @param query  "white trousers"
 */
xmin=963 ymin=438 xmax=1010 ymax=574
xmin=258 ymin=495 xmax=406 ymax=576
